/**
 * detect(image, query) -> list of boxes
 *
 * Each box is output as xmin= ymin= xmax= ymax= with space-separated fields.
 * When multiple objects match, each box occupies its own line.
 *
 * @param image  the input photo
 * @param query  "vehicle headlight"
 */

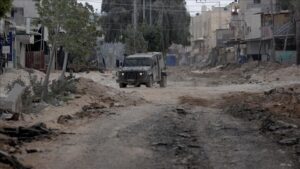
xmin=139 ymin=72 xmax=143 ymax=76
xmin=121 ymin=73 xmax=125 ymax=76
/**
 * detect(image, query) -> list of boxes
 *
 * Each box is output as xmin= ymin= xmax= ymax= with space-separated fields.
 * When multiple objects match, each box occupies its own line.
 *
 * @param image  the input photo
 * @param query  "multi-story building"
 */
xmin=0 ymin=0 xmax=49 ymax=70
xmin=189 ymin=5 xmax=231 ymax=63
xmin=231 ymin=0 xmax=296 ymax=64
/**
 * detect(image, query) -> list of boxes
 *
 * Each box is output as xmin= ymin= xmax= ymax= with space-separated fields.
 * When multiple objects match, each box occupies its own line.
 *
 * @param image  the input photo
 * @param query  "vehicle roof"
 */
xmin=126 ymin=52 xmax=161 ymax=59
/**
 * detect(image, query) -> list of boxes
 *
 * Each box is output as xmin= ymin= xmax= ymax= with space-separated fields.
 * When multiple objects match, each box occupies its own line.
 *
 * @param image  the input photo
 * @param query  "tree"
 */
xmin=124 ymin=25 xmax=147 ymax=54
xmin=101 ymin=0 xmax=190 ymax=52
xmin=140 ymin=24 xmax=161 ymax=51
xmin=37 ymin=0 xmax=98 ymax=100
xmin=0 ymin=0 xmax=12 ymax=18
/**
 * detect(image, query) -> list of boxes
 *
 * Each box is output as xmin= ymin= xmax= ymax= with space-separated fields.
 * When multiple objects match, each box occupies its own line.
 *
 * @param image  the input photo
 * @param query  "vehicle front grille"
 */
xmin=125 ymin=72 xmax=138 ymax=79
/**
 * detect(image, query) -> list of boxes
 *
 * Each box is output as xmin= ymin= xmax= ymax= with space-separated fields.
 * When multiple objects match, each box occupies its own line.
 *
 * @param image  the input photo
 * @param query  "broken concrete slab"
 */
xmin=0 ymin=84 xmax=26 ymax=113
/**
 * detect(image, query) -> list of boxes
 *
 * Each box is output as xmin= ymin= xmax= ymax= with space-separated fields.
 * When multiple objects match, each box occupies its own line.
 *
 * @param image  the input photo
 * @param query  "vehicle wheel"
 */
xmin=135 ymin=84 xmax=141 ymax=87
xmin=119 ymin=83 xmax=127 ymax=88
xmin=146 ymin=76 xmax=153 ymax=88
xmin=160 ymin=75 xmax=167 ymax=88
xmin=0 ymin=68 xmax=3 ymax=75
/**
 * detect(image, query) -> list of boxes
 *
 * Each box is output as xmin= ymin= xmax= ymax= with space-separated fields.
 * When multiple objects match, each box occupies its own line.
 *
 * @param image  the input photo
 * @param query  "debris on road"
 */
xmin=0 ymin=123 xmax=53 ymax=142
xmin=175 ymin=108 xmax=189 ymax=115
xmin=0 ymin=109 xmax=20 ymax=121
xmin=222 ymin=84 xmax=300 ymax=118
xmin=178 ymin=96 xmax=212 ymax=107
xmin=0 ymin=150 xmax=31 ymax=169
xmin=57 ymin=115 xmax=73 ymax=124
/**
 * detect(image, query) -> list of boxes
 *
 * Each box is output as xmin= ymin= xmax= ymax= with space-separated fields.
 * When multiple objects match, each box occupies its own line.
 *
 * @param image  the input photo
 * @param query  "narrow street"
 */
xmin=1 ymin=0 xmax=300 ymax=169
xmin=18 ymin=69 xmax=299 ymax=169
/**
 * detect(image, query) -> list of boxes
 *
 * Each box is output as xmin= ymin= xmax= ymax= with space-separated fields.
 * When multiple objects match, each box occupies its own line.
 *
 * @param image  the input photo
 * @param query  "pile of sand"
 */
xmin=75 ymin=78 xmax=146 ymax=107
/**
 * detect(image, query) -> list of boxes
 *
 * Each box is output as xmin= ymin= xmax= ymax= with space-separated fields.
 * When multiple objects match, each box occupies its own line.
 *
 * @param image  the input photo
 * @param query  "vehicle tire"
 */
xmin=160 ymin=75 xmax=167 ymax=88
xmin=135 ymin=84 xmax=141 ymax=87
xmin=0 ymin=68 xmax=3 ymax=75
xmin=119 ymin=83 xmax=127 ymax=88
xmin=146 ymin=76 xmax=153 ymax=88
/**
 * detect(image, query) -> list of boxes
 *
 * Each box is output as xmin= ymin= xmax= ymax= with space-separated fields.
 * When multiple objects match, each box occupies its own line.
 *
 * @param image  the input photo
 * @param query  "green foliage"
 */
xmin=50 ymin=75 xmax=76 ymax=96
xmin=37 ymin=0 xmax=99 ymax=58
xmin=124 ymin=25 xmax=148 ymax=55
xmin=21 ymin=87 xmax=33 ymax=114
xmin=101 ymin=0 xmax=190 ymax=52
xmin=140 ymin=24 xmax=162 ymax=52
xmin=29 ymin=74 xmax=44 ymax=97
xmin=0 ymin=0 xmax=12 ymax=18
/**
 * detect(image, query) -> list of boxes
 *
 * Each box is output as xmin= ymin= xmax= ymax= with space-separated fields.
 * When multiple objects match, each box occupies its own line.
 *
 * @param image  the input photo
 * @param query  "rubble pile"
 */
xmin=178 ymin=96 xmax=212 ymax=107
xmin=0 ymin=123 xmax=53 ymax=169
xmin=191 ymin=61 xmax=300 ymax=85
xmin=223 ymin=85 xmax=300 ymax=160
xmin=75 ymin=78 xmax=146 ymax=107
xmin=0 ymin=109 xmax=20 ymax=121
xmin=57 ymin=102 xmax=109 ymax=125
xmin=222 ymin=84 xmax=300 ymax=118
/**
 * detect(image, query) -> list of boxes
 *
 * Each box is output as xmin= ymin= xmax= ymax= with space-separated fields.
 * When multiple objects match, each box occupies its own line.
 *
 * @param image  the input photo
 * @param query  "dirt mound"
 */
xmin=222 ymin=84 xmax=300 ymax=118
xmin=178 ymin=96 xmax=213 ymax=107
xmin=190 ymin=61 xmax=299 ymax=85
xmin=75 ymin=78 xmax=146 ymax=107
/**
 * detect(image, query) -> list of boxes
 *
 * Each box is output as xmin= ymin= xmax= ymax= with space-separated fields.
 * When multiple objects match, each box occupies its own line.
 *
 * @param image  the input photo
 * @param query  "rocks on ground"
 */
xmin=0 ymin=123 xmax=53 ymax=169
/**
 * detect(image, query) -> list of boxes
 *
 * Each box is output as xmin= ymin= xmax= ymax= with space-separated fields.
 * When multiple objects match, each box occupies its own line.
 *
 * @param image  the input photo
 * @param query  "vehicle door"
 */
xmin=152 ymin=55 xmax=159 ymax=81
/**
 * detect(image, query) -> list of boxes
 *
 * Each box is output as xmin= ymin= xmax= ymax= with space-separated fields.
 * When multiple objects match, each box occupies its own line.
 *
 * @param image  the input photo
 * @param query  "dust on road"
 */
xmin=2 ymin=63 xmax=300 ymax=169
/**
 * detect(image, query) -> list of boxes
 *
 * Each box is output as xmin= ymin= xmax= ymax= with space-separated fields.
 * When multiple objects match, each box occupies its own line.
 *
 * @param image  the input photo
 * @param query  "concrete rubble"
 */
xmin=0 ymin=84 xmax=26 ymax=114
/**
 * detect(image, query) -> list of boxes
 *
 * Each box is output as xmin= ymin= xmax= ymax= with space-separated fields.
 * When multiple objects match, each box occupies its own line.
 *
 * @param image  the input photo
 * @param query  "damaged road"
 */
xmin=2 ymin=64 xmax=300 ymax=169
xmin=21 ymin=104 xmax=298 ymax=169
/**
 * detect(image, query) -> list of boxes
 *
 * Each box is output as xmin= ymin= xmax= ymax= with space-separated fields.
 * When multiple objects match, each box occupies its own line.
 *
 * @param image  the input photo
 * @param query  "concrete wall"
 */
xmin=190 ymin=15 xmax=203 ymax=42
xmin=13 ymin=0 xmax=39 ymax=19
xmin=99 ymin=43 xmax=125 ymax=69
xmin=209 ymin=7 xmax=231 ymax=49
xmin=244 ymin=8 xmax=261 ymax=40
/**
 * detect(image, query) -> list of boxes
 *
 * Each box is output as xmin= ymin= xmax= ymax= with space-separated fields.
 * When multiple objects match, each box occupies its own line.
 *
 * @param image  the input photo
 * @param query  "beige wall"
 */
xmin=190 ymin=15 xmax=203 ymax=42
xmin=209 ymin=7 xmax=231 ymax=49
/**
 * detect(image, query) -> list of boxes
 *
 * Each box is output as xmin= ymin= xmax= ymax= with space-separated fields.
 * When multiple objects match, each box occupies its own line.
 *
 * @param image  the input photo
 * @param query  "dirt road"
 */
xmin=18 ymin=71 xmax=300 ymax=169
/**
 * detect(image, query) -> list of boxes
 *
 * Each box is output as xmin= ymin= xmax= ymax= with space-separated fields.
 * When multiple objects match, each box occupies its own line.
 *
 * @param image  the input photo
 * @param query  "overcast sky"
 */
xmin=77 ymin=0 xmax=234 ymax=15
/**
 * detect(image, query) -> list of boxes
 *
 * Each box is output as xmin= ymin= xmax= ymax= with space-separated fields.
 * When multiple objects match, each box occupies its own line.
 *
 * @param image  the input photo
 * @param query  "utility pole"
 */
xmin=270 ymin=0 xmax=276 ymax=62
xmin=133 ymin=0 xmax=137 ymax=53
xmin=296 ymin=6 xmax=300 ymax=65
xmin=160 ymin=6 xmax=165 ymax=53
xmin=150 ymin=0 xmax=152 ymax=26
xmin=218 ymin=1 xmax=221 ymax=29
xmin=143 ymin=0 xmax=146 ymax=23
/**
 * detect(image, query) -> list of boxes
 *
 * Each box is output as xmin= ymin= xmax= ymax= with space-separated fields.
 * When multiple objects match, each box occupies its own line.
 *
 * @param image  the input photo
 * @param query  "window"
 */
xmin=11 ymin=8 xmax=24 ymax=18
xmin=124 ymin=58 xmax=153 ymax=67
xmin=254 ymin=0 xmax=261 ymax=4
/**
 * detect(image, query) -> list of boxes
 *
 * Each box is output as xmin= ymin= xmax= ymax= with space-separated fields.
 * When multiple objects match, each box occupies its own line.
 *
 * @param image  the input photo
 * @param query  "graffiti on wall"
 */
xmin=275 ymin=51 xmax=297 ymax=64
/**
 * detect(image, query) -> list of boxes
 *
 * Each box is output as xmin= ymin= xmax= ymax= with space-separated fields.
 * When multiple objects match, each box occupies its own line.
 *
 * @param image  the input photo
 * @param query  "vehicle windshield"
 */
xmin=123 ymin=58 xmax=152 ymax=67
